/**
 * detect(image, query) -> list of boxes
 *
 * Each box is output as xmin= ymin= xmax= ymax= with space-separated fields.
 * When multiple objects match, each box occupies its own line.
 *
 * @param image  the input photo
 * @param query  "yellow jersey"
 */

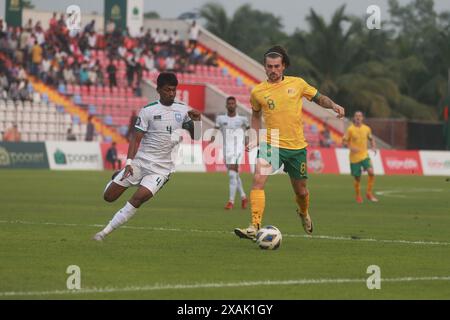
xmin=344 ymin=124 xmax=372 ymax=163
xmin=250 ymin=76 xmax=318 ymax=149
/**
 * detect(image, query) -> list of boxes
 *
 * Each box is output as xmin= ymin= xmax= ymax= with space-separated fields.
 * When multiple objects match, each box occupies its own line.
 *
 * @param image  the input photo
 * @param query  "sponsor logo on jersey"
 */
xmin=153 ymin=115 xmax=162 ymax=120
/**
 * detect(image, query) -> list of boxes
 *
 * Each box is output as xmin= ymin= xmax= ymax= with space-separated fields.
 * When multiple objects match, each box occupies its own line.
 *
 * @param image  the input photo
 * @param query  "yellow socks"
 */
xmin=354 ymin=180 xmax=361 ymax=198
xmin=367 ymin=175 xmax=375 ymax=195
xmin=250 ymin=189 xmax=265 ymax=229
xmin=295 ymin=194 xmax=309 ymax=217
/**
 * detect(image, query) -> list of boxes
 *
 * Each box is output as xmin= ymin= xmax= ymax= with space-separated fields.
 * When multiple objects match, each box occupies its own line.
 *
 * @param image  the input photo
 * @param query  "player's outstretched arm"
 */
xmin=121 ymin=129 xmax=144 ymax=180
xmin=313 ymin=94 xmax=345 ymax=119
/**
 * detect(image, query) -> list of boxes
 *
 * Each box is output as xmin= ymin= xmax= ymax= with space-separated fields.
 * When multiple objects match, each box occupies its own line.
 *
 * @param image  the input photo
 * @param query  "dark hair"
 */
xmin=226 ymin=96 xmax=236 ymax=102
xmin=264 ymin=45 xmax=290 ymax=68
xmin=157 ymin=72 xmax=178 ymax=88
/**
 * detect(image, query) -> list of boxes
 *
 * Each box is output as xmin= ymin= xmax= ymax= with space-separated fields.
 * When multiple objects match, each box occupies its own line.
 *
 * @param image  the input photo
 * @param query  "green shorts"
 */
xmin=350 ymin=157 xmax=372 ymax=177
xmin=257 ymin=143 xmax=307 ymax=180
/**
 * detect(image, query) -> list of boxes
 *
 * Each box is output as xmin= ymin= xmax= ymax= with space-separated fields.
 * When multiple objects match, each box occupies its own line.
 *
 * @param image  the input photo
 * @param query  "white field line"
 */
xmin=375 ymin=188 xmax=445 ymax=198
xmin=1 ymin=276 xmax=450 ymax=297
xmin=1 ymin=219 xmax=450 ymax=247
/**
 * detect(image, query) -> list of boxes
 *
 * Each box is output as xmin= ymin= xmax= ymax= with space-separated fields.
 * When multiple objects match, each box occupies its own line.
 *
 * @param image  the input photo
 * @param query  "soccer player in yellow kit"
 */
xmin=234 ymin=46 xmax=345 ymax=240
xmin=343 ymin=111 xmax=378 ymax=203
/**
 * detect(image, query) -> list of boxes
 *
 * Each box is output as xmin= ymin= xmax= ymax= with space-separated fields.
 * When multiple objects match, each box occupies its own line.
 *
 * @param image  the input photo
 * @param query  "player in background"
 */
xmin=342 ymin=111 xmax=378 ymax=203
xmin=234 ymin=45 xmax=345 ymax=240
xmin=211 ymin=96 xmax=250 ymax=210
xmin=93 ymin=72 xmax=201 ymax=241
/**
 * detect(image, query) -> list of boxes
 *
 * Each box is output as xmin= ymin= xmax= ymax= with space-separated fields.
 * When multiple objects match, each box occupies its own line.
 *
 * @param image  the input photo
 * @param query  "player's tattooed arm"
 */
xmin=313 ymin=93 xmax=345 ymax=119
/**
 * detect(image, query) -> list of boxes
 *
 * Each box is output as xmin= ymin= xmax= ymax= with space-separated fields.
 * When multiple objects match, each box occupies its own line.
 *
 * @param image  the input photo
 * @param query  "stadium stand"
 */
xmin=0 ymin=13 xmax=340 ymax=146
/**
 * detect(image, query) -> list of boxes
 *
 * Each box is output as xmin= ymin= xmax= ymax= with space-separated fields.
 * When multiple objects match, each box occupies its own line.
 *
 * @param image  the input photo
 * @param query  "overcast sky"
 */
xmin=1 ymin=0 xmax=450 ymax=33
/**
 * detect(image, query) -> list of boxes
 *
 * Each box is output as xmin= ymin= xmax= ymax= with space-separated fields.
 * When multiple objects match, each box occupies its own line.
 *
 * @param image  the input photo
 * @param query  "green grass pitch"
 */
xmin=0 ymin=170 xmax=449 ymax=299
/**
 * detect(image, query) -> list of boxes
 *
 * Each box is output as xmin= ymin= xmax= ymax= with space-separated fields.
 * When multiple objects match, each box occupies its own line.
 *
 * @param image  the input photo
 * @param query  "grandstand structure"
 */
xmin=0 ymin=12 xmax=389 ymax=148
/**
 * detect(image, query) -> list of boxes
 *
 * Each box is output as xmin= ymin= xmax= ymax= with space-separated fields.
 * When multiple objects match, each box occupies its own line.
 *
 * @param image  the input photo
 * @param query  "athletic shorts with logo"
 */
xmin=257 ymin=142 xmax=308 ymax=179
xmin=350 ymin=157 xmax=372 ymax=177
xmin=113 ymin=164 xmax=170 ymax=195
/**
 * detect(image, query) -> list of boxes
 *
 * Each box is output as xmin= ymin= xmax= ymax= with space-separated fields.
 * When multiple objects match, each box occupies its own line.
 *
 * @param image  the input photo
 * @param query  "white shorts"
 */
xmin=224 ymin=152 xmax=243 ymax=165
xmin=112 ymin=165 xmax=170 ymax=196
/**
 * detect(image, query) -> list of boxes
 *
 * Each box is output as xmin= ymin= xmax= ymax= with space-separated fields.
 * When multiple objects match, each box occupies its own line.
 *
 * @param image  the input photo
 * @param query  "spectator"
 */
xmin=188 ymin=20 xmax=200 ymax=48
xmin=31 ymin=40 xmax=43 ymax=76
xmin=25 ymin=18 xmax=33 ymax=30
xmin=4 ymin=123 xmax=21 ymax=141
xmin=152 ymin=28 xmax=161 ymax=44
xmin=165 ymin=56 xmax=175 ymax=72
xmin=106 ymin=60 xmax=117 ymax=88
xmin=17 ymin=64 xmax=27 ymax=80
xmin=319 ymin=124 xmax=333 ymax=148
xmin=170 ymin=30 xmax=179 ymax=45
xmin=106 ymin=142 xmax=122 ymax=170
xmin=40 ymin=54 xmax=51 ymax=83
xmin=161 ymin=29 xmax=170 ymax=44
xmin=35 ymin=25 xmax=45 ymax=45
xmin=126 ymin=55 xmax=136 ymax=87
xmin=142 ymin=51 xmax=156 ymax=72
xmin=84 ymin=20 xmax=96 ymax=34
xmin=87 ymin=31 xmax=97 ymax=49
xmin=94 ymin=60 xmax=104 ymax=86
xmin=0 ymin=71 xmax=8 ymax=98
xmin=19 ymin=27 xmax=30 ymax=56
xmin=85 ymin=115 xmax=95 ymax=141
xmin=0 ymin=19 xmax=7 ymax=34
xmin=127 ymin=110 xmax=138 ymax=141
xmin=79 ymin=65 xmax=89 ymax=85
xmin=49 ymin=12 xmax=58 ymax=28
xmin=137 ymin=26 xmax=145 ymax=39
xmin=18 ymin=79 xmax=30 ymax=101
xmin=205 ymin=51 xmax=219 ymax=67
xmin=8 ymin=80 xmax=20 ymax=101
xmin=66 ymin=127 xmax=77 ymax=141
xmin=88 ymin=67 xmax=97 ymax=86
xmin=63 ymin=66 xmax=76 ymax=84
xmin=106 ymin=19 xmax=115 ymax=35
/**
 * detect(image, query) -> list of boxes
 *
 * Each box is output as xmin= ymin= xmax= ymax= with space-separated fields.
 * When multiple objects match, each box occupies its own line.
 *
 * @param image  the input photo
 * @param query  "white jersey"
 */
xmin=215 ymin=114 xmax=249 ymax=158
xmin=133 ymin=100 xmax=192 ymax=175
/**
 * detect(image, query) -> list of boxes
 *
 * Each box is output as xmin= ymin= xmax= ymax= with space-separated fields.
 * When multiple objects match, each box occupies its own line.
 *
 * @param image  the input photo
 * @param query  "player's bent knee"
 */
xmin=296 ymin=189 xmax=309 ymax=198
xmin=103 ymin=192 xmax=117 ymax=203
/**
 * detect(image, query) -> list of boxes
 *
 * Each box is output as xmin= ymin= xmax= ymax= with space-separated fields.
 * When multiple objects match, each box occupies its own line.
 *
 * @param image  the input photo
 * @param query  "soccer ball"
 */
xmin=256 ymin=225 xmax=282 ymax=250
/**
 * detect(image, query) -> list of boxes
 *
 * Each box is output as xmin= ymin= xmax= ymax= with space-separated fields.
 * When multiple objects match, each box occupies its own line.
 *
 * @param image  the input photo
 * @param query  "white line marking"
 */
xmin=1 ymin=276 xmax=450 ymax=297
xmin=1 ymin=219 xmax=450 ymax=246
xmin=375 ymin=188 xmax=444 ymax=198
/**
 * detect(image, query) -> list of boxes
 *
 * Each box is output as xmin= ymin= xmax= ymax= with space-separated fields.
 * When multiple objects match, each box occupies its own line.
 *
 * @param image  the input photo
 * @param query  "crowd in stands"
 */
xmin=0 ymin=15 xmax=218 ymax=98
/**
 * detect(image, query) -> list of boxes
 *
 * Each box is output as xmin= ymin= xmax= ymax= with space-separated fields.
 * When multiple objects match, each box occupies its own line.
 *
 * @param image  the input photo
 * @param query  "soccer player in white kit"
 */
xmin=93 ymin=73 xmax=201 ymax=241
xmin=212 ymin=96 xmax=250 ymax=210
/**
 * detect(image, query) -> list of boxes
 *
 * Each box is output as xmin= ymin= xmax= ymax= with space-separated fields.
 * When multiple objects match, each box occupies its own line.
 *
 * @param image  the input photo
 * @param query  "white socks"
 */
xmin=228 ymin=170 xmax=237 ymax=203
xmin=101 ymin=202 xmax=137 ymax=236
xmin=237 ymin=175 xmax=246 ymax=199
xmin=228 ymin=170 xmax=246 ymax=202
